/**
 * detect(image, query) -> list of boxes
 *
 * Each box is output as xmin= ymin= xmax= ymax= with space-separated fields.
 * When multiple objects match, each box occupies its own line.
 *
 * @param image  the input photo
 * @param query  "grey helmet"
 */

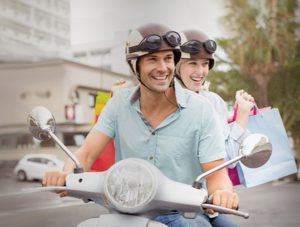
xmin=125 ymin=23 xmax=182 ymax=77
xmin=180 ymin=30 xmax=217 ymax=69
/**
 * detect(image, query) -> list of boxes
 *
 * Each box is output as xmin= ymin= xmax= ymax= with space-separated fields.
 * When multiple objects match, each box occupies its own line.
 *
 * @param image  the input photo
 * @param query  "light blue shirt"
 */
xmin=94 ymin=81 xmax=226 ymax=185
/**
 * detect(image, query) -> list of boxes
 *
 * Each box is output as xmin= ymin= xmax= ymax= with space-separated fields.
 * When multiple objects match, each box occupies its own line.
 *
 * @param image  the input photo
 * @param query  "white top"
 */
xmin=199 ymin=91 xmax=250 ymax=164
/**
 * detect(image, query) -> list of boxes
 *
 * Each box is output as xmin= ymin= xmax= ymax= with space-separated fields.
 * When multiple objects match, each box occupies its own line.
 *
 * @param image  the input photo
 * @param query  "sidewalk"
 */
xmin=0 ymin=160 xmax=17 ymax=178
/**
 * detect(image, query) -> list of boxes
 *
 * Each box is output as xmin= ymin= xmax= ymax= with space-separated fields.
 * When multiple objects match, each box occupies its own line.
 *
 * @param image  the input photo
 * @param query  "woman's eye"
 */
xmin=188 ymin=61 xmax=198 ymax=65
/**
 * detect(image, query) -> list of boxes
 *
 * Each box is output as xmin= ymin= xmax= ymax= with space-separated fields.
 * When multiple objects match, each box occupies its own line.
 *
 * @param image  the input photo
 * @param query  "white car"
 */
xmin=13 ymin=153 xmax=64 ymax=181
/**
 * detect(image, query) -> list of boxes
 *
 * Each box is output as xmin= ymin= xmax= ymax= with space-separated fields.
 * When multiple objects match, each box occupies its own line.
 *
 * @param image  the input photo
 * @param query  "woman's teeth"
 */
xmin=191 ymin=77 xmax=203 ymax=82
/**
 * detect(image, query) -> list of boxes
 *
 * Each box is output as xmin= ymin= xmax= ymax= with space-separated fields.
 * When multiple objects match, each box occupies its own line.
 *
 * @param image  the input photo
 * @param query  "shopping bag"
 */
xmin=236 ymin=108 xmax=297 ymax=187
xmin=227 ymin=105 xmax=258 ymax=186
xmin=90 ymin=91 xmax=115 ymax=172
xmin=90 ymin=80 xmax=131 ymax=172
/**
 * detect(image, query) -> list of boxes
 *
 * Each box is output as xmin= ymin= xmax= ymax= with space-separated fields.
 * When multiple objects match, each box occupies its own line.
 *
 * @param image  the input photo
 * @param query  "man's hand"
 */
xmin=42 ymin=171 xmax=69 ymax=197
xmin=206 ymin=189 xmax=239 ymax=214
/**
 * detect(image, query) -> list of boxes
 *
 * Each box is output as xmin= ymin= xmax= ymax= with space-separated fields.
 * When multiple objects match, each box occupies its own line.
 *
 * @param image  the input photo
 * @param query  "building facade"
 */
xmin=0 ymin=0 xmax=70 ymax=61
xmin=0 ymin=59 xmax=136 ymax=160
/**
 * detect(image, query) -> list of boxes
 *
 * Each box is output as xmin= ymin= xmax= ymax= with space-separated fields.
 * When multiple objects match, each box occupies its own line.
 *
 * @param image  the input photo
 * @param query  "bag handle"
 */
xmin=232 ymin=104 xmax=257 ymax=122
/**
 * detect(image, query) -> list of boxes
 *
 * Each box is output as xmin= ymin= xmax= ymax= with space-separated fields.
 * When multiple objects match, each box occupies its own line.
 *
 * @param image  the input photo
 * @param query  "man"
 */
xmin=43 ymin=23 xmax=238 ymax=227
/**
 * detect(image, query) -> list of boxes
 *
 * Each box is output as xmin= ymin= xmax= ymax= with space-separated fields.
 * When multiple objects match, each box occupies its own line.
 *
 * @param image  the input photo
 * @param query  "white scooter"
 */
xmin=27 ymin=106 xmax=272 ymax=227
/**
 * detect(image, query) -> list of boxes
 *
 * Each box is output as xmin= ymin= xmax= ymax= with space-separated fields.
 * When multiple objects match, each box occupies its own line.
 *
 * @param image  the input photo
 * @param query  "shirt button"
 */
xmin=149 ymin=156 xmax=154 ymax=160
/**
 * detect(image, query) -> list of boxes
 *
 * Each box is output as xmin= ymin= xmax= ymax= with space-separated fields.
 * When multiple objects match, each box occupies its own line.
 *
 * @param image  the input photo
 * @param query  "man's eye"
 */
xmin=147 ymin=57 xmax=156 ymax=61
xmin=165 ymin=56 xmax=174 ymax=61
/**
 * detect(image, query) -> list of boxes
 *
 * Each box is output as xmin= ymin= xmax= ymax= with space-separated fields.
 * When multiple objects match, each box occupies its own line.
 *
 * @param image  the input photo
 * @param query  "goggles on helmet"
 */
xmin=128 ymin=31 xmax=181 ymax=53
xmin=180 ymin=39 xmax=217 ymax=54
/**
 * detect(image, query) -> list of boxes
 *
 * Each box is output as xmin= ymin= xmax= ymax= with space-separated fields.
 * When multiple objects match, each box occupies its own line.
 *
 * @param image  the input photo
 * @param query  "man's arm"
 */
xmin=43 ymin=129 xmax=111 ymax=187
xmin=202 ymin=159 xmax=239 ymax=210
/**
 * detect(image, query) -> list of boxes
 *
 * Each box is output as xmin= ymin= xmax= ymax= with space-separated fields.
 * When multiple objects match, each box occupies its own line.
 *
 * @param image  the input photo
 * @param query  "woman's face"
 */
xmin=179 ymin=58 xmax=210 ymax=92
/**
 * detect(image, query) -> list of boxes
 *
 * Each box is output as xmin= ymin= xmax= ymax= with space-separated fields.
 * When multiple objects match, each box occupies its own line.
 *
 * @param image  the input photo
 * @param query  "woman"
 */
xmin=176 ymin=29 xmax=255 ymax=162
xmin=176 ymin=29 xmax=255 ymax=227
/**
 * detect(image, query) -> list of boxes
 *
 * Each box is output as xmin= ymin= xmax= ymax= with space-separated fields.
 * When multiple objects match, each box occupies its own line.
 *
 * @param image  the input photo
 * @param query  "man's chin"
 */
xmin=151 ymin=84 xmax=170 ymax=93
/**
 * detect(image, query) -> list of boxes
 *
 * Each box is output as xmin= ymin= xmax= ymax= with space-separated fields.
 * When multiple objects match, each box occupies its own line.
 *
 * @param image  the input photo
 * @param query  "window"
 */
xmin=63 ymin=133 xmax=87 ymax=146
xmin=88 ymin=93 xmax=97 ymax=108
xmin=28 ymin=158 xmax=42 ymax=164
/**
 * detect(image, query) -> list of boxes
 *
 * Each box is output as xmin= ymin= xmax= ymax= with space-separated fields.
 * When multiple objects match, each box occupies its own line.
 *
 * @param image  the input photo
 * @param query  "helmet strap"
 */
xmin=175 ymin=74 xmax=187 ymax=88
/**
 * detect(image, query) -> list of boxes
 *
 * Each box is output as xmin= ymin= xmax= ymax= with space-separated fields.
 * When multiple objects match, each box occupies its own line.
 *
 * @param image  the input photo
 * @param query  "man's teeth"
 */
xmin=153 ymin=76 xmax=167 ymax=80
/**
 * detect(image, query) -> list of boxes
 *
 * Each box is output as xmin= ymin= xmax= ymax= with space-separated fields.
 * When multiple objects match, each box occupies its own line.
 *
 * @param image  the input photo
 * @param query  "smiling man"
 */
xmin=43 ymin=23 xmax=238 ymax=227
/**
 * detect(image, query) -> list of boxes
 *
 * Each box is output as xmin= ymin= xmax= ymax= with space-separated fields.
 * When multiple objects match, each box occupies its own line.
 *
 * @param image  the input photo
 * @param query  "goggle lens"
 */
xmin=164 ymin=31 xmax=181 ymax=47
xmin=145 ymin=35 xmax=161 ymax=50
xmin=181 ymin=40 xmax=217 ymax=55
xmin=129 ymin=31 xmax=181 ymax=53
xmin=204 ymin=40 xmax=217 ymax=54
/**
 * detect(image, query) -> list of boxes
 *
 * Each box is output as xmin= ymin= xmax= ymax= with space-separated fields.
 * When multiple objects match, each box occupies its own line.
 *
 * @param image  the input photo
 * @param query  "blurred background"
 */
xmin=0 ymin=0 xmax=300 ymax=226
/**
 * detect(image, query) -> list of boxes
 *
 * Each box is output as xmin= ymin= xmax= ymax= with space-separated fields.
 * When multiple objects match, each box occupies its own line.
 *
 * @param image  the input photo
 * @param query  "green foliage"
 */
xmin=208 ymin=69 xmax=254 ymax=103
xmin=214 ymin=0 xmax=300 ymax=158
xmin=219 ymin=0 xmax=299 ymax=107
xmin=268 ymin=42 xmax=300 ymax=131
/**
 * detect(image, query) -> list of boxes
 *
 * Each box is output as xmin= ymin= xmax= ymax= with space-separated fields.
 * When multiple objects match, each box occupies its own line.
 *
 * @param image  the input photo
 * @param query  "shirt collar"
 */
xmin=174 ymin=79 xmax=187 ymax=108
xmin=128 ymin=80 xmax=187 ymax=109
xmin=128 ymin=85 xmax=140 ymax=105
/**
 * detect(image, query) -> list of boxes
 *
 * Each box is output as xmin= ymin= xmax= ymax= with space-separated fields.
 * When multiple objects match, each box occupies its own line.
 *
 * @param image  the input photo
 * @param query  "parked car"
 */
xmin=13 ymin=153 xmax=64 ymax=181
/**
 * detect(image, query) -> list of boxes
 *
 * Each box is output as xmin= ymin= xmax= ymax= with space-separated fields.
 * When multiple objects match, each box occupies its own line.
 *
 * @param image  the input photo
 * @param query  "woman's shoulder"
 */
xmin=200 ymin=91 xmax=225 ymax=103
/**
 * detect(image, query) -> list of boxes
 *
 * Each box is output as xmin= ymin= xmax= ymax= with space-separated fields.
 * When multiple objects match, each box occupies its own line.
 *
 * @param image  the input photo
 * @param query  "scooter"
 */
xmin=26 ymin=106 xmax=272 ymax=227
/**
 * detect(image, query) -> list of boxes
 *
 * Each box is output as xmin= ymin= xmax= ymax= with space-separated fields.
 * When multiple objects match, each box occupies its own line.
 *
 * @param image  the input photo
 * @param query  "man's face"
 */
xmin=179 ymin=58 xmax=209 ymax=92
xmin=138 ymin=50 xmax=175 ymax=93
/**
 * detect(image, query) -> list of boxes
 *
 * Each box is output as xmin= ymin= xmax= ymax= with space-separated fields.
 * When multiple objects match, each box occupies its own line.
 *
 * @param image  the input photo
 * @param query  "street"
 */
xmin=231 ymin=181 xmax=300 ymax=226
xmin=0 ymin=176 xmax=299 ymax=227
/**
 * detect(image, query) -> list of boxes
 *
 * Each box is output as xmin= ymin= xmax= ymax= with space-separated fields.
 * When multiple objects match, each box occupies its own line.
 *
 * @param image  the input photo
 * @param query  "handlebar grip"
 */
xmin=206 ymin=198 xmax=239 ymax=210
xmin=202 ymin=203 xmax=249 ymax=219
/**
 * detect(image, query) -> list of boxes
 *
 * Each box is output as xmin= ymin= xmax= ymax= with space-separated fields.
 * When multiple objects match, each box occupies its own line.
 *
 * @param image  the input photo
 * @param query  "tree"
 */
xmin=269 ymin=41 xmax=300 ymax=160
xmin=209 ymin=0 xmax=300 ymax=160
xmin=217 ymin=0 xmax=298 ymax=107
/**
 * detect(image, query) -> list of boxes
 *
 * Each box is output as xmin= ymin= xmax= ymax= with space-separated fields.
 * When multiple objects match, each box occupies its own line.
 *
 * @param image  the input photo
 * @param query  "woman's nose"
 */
xmin=194 ymin=65 xmax=204 ymax=74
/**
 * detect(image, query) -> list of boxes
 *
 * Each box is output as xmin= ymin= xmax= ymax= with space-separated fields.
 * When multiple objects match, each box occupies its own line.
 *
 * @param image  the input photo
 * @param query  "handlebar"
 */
xmin=201 ymin=203 xmax=249 ymax=219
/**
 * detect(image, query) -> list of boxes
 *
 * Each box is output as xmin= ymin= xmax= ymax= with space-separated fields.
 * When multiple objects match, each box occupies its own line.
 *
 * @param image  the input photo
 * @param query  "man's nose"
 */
xmin=156 ymin=60 xmax=168 ymax=72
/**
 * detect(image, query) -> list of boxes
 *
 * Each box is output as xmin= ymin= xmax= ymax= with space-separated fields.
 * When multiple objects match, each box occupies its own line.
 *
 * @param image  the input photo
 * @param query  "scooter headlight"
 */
xmin=104 ymin=158 xmax=157 ymax=213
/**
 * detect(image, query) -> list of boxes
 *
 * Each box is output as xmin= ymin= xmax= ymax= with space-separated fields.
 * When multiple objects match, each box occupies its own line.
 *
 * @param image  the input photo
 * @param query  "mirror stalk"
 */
xmin=46 ymin=128 xmax=83 ymax=173
xmin=193 ymin=154 xmax=244 ymax=189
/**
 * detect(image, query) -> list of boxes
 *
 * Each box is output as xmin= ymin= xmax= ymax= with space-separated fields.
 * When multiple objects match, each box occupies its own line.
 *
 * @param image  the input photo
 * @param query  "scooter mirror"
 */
xmin=28 ymin=106 xmax=56 ymax=141
xmin=28 ymin=106 xmax=83 ymax=171
xmin=194 ymin=133 xmax=272 ymax=186
xmin=239 ymin=133 xmax=272 ymax=168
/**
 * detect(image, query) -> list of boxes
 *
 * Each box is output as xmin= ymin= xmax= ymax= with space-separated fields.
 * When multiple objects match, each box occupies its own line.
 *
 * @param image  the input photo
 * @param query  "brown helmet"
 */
xmin=125 ymin=23 xmax=182 ymax=76
xmin=180 ymin=30 xmax=217 ymax=69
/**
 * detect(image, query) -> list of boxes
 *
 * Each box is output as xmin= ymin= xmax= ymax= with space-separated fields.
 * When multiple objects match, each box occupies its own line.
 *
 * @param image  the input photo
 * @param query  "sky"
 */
xmin=70 ymin=0 xmax=227 ymax=45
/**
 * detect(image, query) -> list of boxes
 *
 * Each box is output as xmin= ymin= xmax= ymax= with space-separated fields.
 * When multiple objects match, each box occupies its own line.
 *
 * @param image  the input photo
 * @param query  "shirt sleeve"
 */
xmin=197 ymin=100 xmax=226 ymax=163
xmin=93 ymin=95 xmax=117 ymax=138
xmin=225 ymin=122 xmax=251 ymax=164
xmin=205 ymin=92 xmax=251 ymax=166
